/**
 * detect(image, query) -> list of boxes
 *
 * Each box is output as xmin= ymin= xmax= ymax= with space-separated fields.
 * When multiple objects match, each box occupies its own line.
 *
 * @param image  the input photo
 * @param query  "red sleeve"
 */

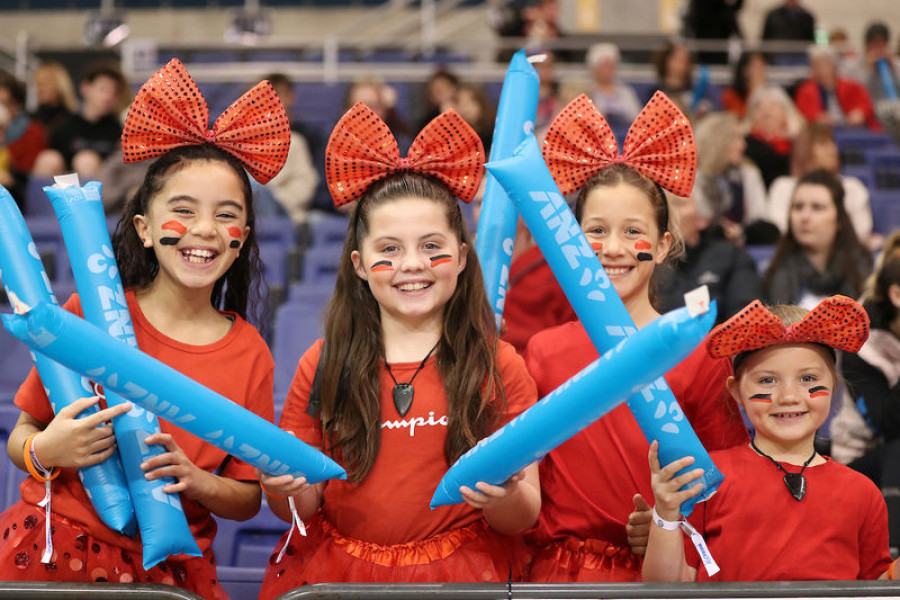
xmin=857 ymin=481 xmax=893 ymax=579
xmin=278 ymin=339 xmax=325 ymax=448
xmin=793 ymin=80 xmax=823 ymax=123
xmin=220 ymin=341 xmax=276 ymax=482
xmin=14 ymin=294 xmax=84 ymax=424
xmin=523 ymin=332 xmax=554 ymax=398
xmin=495 ymin=340 xmax=538 ymax=427
xmin=837 ymin=79 xmax=881 ymax=132
xmin=8 ymin=121 xmax=48 ymax=172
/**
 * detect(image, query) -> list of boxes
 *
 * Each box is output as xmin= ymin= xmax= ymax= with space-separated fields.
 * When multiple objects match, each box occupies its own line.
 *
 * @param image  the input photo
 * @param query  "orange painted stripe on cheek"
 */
xmin=634 ymin=240 xmax=651 ymax=250
xmin=161 ymin=221 xmax=187 ymax=234
xmin=749 ymin=393 xmax=772 ymax=403
xmin=430 ymin=255 xmax=453 ymax=267
xmin=227 ymin=226 xmax=242 ymax=238
xmin=370 ymin=260 xmax=394 ymax=272
xmin=590 ymin=241 xmax=603 ymax=252
xmin=809 ymin=386 xmax=829 ymax=398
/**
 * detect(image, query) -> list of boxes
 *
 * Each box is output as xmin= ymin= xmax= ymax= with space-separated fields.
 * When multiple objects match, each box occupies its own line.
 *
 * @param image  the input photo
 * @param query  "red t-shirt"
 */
xmin=279 ymin=338 xmax=538 ymax=545
xmin=14 ymin=291 xmax=275 ymax=553
xmin=501 ymin=245 xmax=577 ymax=355
xmin=686 ymin=445 xmax=892 ymax=581
xmin=525 ymin=320 xmax=749 ymax=547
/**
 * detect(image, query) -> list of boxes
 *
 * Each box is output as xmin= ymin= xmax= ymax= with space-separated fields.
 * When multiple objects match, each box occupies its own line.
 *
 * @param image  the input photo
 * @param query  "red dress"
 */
xmin=524 ymin=320 xmax=749 ymax=582
xmin=0 ymin=291 xmax=274 ymax=599
xmin=686 ymin=445 xmax=892 ymax=580
xmin=259 ymin=339 xmax=537 ymax=598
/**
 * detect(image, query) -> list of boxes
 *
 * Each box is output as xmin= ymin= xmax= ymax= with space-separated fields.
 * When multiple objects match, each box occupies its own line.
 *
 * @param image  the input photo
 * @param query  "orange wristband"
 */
xmin=23 ymin=432 xmax=59 ymax=482
xmin=890 ymin=558 xmax=897 ymax=580
xmin=260 ymin=482 xmax=285 ymax=499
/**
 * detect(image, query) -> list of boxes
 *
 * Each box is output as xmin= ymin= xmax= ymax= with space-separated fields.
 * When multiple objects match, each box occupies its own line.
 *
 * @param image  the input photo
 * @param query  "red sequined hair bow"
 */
xmin=325 ymin=101 xmax=485 ymax=207
xmin=542 ymin=91 xmax=696 ymax=197
xmin=121 ymin=58 xmax=291 ymax=184
xmin=707 ymin=295 xmax=870 ymax=359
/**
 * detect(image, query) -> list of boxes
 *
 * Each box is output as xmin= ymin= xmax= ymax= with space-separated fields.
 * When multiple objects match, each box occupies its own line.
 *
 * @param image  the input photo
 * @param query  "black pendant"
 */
xmin=393 ymin=384 xmax=414 ymax=417
xmin=783 ymin=473 xmax=807 ymax=501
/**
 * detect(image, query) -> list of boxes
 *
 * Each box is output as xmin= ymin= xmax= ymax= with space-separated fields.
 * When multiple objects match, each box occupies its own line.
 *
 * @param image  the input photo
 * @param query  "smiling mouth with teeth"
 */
xmin=604 ymin=266 xmax=632 ymax=276
xmin=181 ymin=248 xmax=217 ymax=263
xmin=772 ymin=412 xmax=807 ymax=419
xmin=398 ymin=282 xmax=431 ymax=291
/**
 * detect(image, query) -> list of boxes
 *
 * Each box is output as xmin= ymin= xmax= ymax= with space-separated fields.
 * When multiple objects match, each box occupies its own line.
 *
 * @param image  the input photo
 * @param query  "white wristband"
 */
xmin=651 ymin=506 xmax=683 ymax=530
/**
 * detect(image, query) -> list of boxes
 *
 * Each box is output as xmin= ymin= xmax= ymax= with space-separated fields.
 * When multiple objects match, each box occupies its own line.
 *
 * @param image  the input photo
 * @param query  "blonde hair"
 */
xmin=695 ymin=112 xmax=741 ymax=177
xmin=35 ymin=62 xmax=77 ymax=113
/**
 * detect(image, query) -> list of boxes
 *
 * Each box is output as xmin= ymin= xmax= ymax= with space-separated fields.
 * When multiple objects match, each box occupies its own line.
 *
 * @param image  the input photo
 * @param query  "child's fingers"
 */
xmin=460 ymin=486 xmax=489 ymax=506
xmin=632 ymin=493 xmax=652 ymax=513
xmin=648 ymin=441 xmax=661 ymax=472
xmin=474 ymin=481 xmax=507 ymax=497
xmin=140 ymin=452 xmax=175 ymax=472
xmin=80 ymin=444 xmax=118 ymax=467
xmin=668 ymin=467 xmax=705 ymax=491
xmin=657 ymin=456 xmax=697 ymax=481
xmin=56 ymin=396 xmax=101 ymax=419
xmin=87 ymin=401 xmax=132 ymax=426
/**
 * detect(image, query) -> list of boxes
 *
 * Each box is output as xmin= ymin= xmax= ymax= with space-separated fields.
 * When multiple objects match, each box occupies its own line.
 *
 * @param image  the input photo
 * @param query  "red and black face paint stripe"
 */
xmin=227 ymin=226 xmax=242 ymax=249
xmin=808 ymin=386 xmax=829 ymax=399
xmin=160 ymin=221 xmax=187 ymax=246
xmin=429 ymin=254 xmax=453 ymax=267
xmin=635 ymin=240 xmax=653 ymax=262
xmin=749 ymin=393 xmax=773 ymax=403
xmin=370 ymin=260 xmax=394 ymax=272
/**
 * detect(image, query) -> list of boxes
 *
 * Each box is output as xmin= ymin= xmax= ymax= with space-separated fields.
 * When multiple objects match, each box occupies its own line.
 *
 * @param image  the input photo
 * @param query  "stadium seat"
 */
xmin=870 ymin=150 xmax=900 ymax=190
xmin=216 ymin=566 xmax=265 ymax=600
xmin=835 ymin=128 xmax=893 ymax=166
xmin=23 ymin=217 xmax=72 ymax=283
xmin=23 ymin=176 xmax=55 ymax=218
xmin=0 ymin=403 xmax=26 ymax=512
xmin=869 ymin=191 xmax=900 ymax=235
xmin=745 ymin=244 xmax=776 ymax=276
xmin=272 ymin=302 xmax=325 ymax=398
xmin=307 ymin=213 xmax=349 ymax=248
xmin=300 ymin=245 xmax=343 ymax=284
xmin=212 ymin=499 xmax=289 ymax=568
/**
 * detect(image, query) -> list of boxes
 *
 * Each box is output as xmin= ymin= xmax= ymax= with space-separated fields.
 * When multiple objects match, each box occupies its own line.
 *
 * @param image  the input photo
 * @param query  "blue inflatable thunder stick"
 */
xmin=44 ymin=177 xmax=198 ymax=568
xmin=487 ymin=135 xmax=723 ymax=515
xmin=474 ymin=50 xmax=540 ymax=329
xmin=0 ymin=184 xmax=134 ymax=535
xmin=2 ymin=302 xmax=347 ymax=486
xmin=432 ymin=301 xmax=716 ymax=507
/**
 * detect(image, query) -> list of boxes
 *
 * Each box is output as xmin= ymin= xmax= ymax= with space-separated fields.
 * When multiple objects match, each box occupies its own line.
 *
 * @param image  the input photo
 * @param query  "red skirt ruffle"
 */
xmin=527 ymin=537 xmax=642 ymax=582
xmin=0 ymin=501 xmax=228 ymax=599
xmin=259 ymin=513 xmax=530 ymax=599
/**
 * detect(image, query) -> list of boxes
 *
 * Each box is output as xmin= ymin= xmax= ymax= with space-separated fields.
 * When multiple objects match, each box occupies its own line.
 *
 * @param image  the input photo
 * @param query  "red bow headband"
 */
xmin=707 ymin=295 xmax=870 ymax=359
xmin=122 ymin=58 xmax=291 ymax=184
xmin=542 ymin=91 xmax=696 ymax=197
xmin=325 ymin=101 xmax=485 ymax=207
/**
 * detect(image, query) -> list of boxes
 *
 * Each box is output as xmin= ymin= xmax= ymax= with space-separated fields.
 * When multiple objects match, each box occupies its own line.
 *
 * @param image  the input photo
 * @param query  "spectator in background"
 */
xmin=452 ymin=83 xmax=496 ymax=155
xmin=829 ymin=28 xmax=860 ymax=73
xmin=0 ymin=102 xmax=13 ymax=191
xmin=831 ymin=231 xmax=900 ymax=486
xmin=0 ymin=71 xmax=47 ymax=209
xmin=744 ymin=85 xmax=799 ymax=189
xmin=693 ymin=112 xmax=777 ymax=246
xmin=654 ymin=192 xmax=763 ymax=324
xmin=765 ymin=169 xmax=871 ymax=308
xmin=586 ymin=43 xmax=641 ymax=131
xmin=761 ymin=0 xmax=815 ymax=44
xmin=260 ymin=72 xmax=319 ymax=227
xmin=721 ymin=50 xmax=768 ymax=119
xmin=417 ymin=69 xmax=459 ymax=131
xmin=767 ymin=122 xmax=876 ymax=250
xmin=846 ymin=22 xmax=899 ymax=108
xmin=794 ymin=45 xmax=880 ymax=131
xmin=33 ymin=61 xmax=125 ymax=178
xmin=649 ymin=40 xmax=714 ymax=119
xmin=532 ymin=50 xmax=561 ymax=139
xmin=683 ymin=0 xmax=743 ymax=65
xmin=31 ymin=62 xmax=77 ymax=141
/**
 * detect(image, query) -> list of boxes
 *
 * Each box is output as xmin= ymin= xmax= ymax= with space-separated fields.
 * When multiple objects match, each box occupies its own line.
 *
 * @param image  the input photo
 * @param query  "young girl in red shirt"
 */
xmin=524 ymin=93 xmax=750 ymax=582
xmin=644 ymin=295 xmax=894 ymax=581
xmin=0 ymin=59 xmax=285 ymax=598
xmin=257 ymin=102 xmax=540 ymax=597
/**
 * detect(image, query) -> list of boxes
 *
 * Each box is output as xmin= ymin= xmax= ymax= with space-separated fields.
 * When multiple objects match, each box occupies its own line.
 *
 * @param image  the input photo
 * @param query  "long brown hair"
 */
xmin=764 ymin=169 xmax=870 ymax=298
xmin=862 ymin=230 xmax=900 ymax=330
xmin=319 ymin=173 xmax=503 ymax=482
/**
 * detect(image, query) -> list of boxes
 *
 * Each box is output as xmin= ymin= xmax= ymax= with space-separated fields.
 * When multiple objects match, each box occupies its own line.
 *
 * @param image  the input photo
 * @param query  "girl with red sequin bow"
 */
xmin=257 ymin=102 xmax=540 ymax=596
xmin=523 ymin=92 xmax=749 ymax=583
xmin=0 ymin=59 xmax=287 ymax=598
xmin=644 ymin=295 xmax=894 ymax=581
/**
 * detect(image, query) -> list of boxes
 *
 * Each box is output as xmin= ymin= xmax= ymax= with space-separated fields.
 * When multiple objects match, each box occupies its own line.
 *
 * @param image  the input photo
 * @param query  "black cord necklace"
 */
xmin=384 ymin=342 xmax=438 ymax=417
xmin=750 ymin=439 xmax=817 ymax=501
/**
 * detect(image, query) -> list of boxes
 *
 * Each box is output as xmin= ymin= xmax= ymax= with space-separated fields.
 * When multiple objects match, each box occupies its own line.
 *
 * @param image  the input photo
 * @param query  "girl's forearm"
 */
xmin=642 ymin=526 xmax=696 ymax=582
xmin=483 ymin=463 xmax=541 ymax=536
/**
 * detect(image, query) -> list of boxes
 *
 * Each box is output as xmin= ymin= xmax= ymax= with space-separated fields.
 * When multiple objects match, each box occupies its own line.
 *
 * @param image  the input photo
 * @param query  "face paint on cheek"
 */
xmin=808 ymin=386 xmax=829 ymax=399
xmin=635 ymin=239 xmax=654 ymax=262
xmin=590 ymin=241 xmax=603 ymax=253
xmin=160 ymin=221 xmax=186 ymax=246
xmin=370 ymin=260 xmax=394 ymax=272
xmin=227 ymin=226 xmax=242 ymax=249
xmin=749 ymin=393 xmax=773 ymax=403
xmin=429 ymin=254 xmax=453 ymax=267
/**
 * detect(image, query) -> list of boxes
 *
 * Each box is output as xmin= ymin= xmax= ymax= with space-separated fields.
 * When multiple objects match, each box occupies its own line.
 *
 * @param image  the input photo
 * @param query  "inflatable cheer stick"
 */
xmin=2 ymin=302 xmax=347 ymax=486
xmin=45 ymin=177 xmax=198 ymax=568
xmin=432 ymin=300 xmax=716 ymax=507
xmin=474 ymin=49 xmax=540 ymax=329
xmin=0 ymin=185 xmax=135 ymax=534
xmin=487 ymin=136 xmax=723 ymax=514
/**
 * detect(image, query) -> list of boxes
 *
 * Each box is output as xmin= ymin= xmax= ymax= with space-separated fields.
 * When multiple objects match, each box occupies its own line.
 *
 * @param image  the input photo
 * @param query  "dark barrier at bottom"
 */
xmin=277 ymin=581 xmax=900 ymax=600
xmin=0 ymin=582 xmax=202 ymax=599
